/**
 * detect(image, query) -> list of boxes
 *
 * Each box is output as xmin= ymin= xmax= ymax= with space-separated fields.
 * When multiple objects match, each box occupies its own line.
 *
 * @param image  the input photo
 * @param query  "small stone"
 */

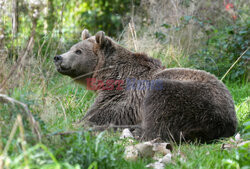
xmin=120 ymin=128 xmax=134 ymax=139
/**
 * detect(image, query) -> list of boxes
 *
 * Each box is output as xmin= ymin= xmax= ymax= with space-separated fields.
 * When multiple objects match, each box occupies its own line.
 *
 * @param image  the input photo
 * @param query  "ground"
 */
xmin=0 ymin=61 xmax=249 ymax=168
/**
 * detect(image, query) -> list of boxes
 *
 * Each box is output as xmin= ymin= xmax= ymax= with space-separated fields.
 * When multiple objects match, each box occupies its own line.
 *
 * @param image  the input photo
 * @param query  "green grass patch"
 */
xmin=0 ymin=61 xmax=249 ymax=169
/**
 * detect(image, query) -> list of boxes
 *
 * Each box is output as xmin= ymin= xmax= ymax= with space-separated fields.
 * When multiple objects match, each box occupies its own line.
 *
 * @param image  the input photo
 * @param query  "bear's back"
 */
xmin=143 ymin=68 xmax=237 ymax=142
xmin=154 ymin=68 xmax=219 ymax=83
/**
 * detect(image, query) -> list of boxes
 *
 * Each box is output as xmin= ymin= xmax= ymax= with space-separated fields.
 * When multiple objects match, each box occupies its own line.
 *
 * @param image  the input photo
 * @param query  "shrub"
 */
xmin=189 ymin=19 xmax=250 ymax=82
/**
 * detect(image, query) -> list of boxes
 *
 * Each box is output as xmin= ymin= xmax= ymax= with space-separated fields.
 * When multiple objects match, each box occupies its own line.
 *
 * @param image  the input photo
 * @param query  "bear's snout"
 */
xmin=54 ymin=55 xmax=62 ymax=62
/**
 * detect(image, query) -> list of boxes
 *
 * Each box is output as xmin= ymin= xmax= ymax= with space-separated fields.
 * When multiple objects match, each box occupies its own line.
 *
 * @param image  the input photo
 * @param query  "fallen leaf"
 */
xmin=124 ymin=145 xmax=139 ymax=161
xmin=135 ymin=142 xmax=155 ymax=158
xmin=146 ymin=161 xmax=165 ymax=169
xmin=237 ymin=141 xmax=250 ymax=147
xmin=221 ymin=143 xmax=236 ymax=150
xmin=235 ymin=133 xmax=241 ymax=142
xmin=160 ymin=153 xmax=172 ymax=164
xmin=153 ymin=143 xmax=172 ymax=155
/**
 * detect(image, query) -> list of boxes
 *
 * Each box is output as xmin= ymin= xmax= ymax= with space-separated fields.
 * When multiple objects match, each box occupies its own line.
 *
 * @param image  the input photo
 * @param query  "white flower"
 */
xmin=29 ymin=0 xmax=41 ymax=6
xmin=27 ymin=0 xmax=44 ymax=8
xmin=32 ymin=8 xmax=39 ymax=18
xmin=0 ymin=34 xmax=5 ymax=39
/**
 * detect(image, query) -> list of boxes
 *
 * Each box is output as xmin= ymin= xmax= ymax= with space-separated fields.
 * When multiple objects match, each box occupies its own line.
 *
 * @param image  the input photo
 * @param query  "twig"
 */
xmin=221 ymin=47 xmax=249 ymax=81
xmin=55 ymin=96 xmax=67 ymax=122
xmin=0 ymin=36 xmax=34 ymax=91
xmin=48 ymin=124 xmax=141 ymax=136
xmin=1 ymin=115 xmax=28 ymax=168
xmin=139 ymin=132 xmax=145 ymax=142
xmin=49 ymin=130 xmax=79 ymax=136
xmin=0 ymin=94 xmax=42 ymax=141
xmin=17 ymin=115 xmax=28 ymax=166
xmin=93 ymin=124 xmax=141 ymax=130
xmin=129 ymin=21 xmax=138 ymax=51
xmin=3 ymin=115 xmax=19 ymax=156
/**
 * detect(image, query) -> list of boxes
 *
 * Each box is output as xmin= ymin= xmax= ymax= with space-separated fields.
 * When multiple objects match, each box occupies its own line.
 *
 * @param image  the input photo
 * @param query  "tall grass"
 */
xmin=0 ymin=29 xmax=249 ymax=168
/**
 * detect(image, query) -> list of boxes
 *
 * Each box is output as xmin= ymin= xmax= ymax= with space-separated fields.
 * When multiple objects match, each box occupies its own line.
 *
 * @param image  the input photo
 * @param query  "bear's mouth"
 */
xmin=57 ymin=65 xmax=72 ymax=73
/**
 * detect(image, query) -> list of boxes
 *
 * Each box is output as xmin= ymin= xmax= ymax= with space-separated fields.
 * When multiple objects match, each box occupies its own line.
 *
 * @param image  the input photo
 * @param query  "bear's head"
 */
xmin=54 ymin=29 xmax=115 ymax=85
xmin=54 ymin=29 xmax=163 ymax=87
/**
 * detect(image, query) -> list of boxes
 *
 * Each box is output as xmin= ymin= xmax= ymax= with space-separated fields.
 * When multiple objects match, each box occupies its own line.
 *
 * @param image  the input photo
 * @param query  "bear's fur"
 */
xmin=54 ymin=29 xmax=237 ymax=143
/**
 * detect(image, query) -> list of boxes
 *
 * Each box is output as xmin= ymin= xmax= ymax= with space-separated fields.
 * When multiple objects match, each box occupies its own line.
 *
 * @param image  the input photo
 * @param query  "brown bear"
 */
xmin=54 ymin=29 xmax=237 ymax=143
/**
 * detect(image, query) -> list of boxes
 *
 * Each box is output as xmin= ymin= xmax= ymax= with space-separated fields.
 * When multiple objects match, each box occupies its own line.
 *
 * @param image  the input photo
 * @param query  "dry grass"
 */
xmin=123 ymin=0 xmax=249 ymax=56
xmin=121 ymin=22 xmax=188 ymax=68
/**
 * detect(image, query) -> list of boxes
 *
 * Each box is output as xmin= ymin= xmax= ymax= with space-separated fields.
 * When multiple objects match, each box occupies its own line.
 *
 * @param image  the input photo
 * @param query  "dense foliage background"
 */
xmin=1 ymin=0 xmax=249 ymax=81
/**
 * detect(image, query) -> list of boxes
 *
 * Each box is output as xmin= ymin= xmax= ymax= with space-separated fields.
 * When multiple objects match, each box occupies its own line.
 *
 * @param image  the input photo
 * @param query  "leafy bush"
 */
xmin=76 ymin=0 xmax=140 ymax=36
xmin=189 ymin=19 xmax=250 ymax=81
xmin=1 ymin=0 xmax=140 ymax=59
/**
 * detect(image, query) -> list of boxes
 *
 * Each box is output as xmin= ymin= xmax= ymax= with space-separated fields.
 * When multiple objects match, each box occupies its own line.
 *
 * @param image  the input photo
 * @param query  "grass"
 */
xmin=0 ymin=56 xmax=249 ymax=169
xmin=226 ymin=82 xmax=250 ymax=125
xmin=0 ymin=28 xmax=249 ymax=168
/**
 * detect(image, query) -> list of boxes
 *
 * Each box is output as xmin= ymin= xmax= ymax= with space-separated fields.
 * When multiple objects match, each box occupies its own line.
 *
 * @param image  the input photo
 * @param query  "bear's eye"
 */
xmin=75 ymin=50 xmax=82 ymax=55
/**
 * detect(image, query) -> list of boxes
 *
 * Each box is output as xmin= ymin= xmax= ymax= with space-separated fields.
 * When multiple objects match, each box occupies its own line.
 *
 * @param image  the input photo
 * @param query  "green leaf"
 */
xmin=88 ymin=161 xmax=98 ymax=169
xmin=161 ymin=23 xmax=171 ymax=29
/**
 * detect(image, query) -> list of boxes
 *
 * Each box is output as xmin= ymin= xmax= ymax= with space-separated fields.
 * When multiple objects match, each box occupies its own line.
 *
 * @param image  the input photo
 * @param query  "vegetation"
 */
xmin=0 ymin=0 xmax=249 ymax=168
xmin=190 ymin=19 xmax=250 ymax=81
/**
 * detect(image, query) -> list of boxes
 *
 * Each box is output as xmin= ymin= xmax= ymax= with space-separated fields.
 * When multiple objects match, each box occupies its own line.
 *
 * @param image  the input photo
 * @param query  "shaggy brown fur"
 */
xmin=54 ymin=29 xmax=237 ymax=143
xmin=142 ymin=68 xmax=237 ymax=142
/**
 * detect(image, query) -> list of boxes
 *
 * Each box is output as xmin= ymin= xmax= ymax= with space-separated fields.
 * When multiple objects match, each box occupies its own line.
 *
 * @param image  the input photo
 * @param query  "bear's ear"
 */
xmin=81 ymin=29 xmax=90 ymax=40
xmin=95 ymin=31 xmax=106 ymax=47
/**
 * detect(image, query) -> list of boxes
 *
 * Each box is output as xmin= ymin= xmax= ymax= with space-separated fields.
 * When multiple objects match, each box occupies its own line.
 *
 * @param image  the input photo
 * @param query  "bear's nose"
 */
xmin=54 ymin=55 xmax=62 ymax=62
